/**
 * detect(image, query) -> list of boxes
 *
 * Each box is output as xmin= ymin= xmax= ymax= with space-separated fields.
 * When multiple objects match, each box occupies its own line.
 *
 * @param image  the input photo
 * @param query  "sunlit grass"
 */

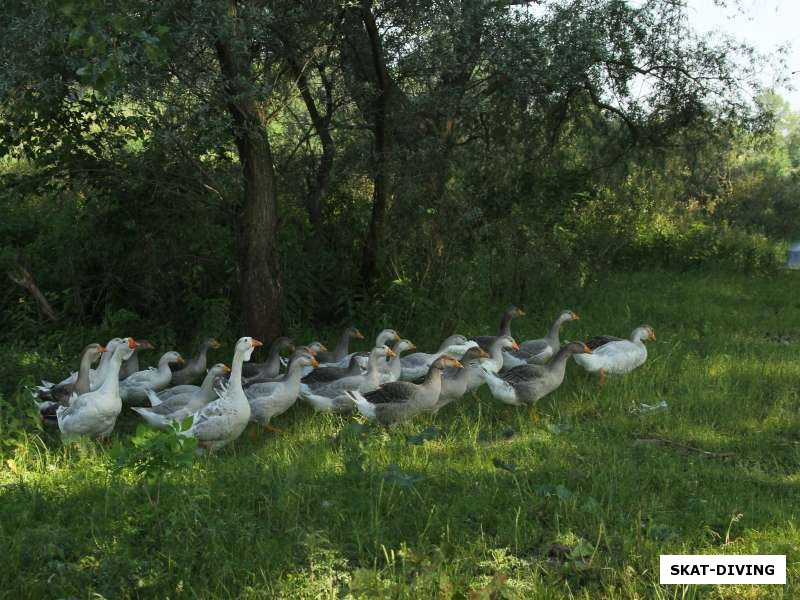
xmin=1 ymin=270 xmax=799 ymax=598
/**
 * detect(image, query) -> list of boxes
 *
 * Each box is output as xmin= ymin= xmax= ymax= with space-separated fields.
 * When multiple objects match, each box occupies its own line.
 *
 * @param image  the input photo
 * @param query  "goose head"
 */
xmin=493 ymin=335 xmax=520 ymax=353
xmin=292 ymin=352 xmax=320 ymax=370
xmin=161 ymin=351 xmax=185 ymax=367
xmin=136 ymin=339 xmax=156 ymax=352
xmin=376 ymin=328 xmax=401 ymax=346
xmin=393 ymin=339 xmax=416 ymax=355
xmin=558 ymin=310 xmax=580 ymax=324
xmin=236 ymin=336 xmax=263 ymax=361
xmin=632 ymin=325 xmax=656 ymax=343
xmin=117 ymin=337 xmax=139 ymax=361
xmin=371 ymin=345 xmax=396 ymax=361
xmin=203 ymin=337 xmax=223 ymax=350
xmin=431 ymin=356 xmax=463 ymax=371
xmin=346 ymin=327 xmax=365 ymax=340
xmin=506 ymin=306 xmax=526 ymax=319
xmin=563 ymin=341 xmax=592 ymax=355
xmin=83 ymin=343 xmax=107 ymax=364
xmin=460 ymin=346 xmax=490 ymax=365
xmin=440 ymin=334 xmax=468 ymax=347
xmin=303 ymin=341 xmax=327 ymax=355
xmin=209 ymin=363 xmax=231 ymax=377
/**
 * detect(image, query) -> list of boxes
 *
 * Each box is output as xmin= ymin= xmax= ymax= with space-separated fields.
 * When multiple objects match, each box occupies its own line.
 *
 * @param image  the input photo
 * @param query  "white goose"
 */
xmin=246 ymin=353 xmax=319 ymax=432
xmin=56 ymin=338 xmax=138 ymax=441
xmin=131 ymin=363 xmax=231 ymax=429
xmin=400 ymin=334 xmax=477 ymax=381
xmin=119 ymin=350 xmax=184 ymax=405
xmin=573 ymin=325 xmax=656 ymax=383
xmin=180 ymin=336 xmax=261 ymax=451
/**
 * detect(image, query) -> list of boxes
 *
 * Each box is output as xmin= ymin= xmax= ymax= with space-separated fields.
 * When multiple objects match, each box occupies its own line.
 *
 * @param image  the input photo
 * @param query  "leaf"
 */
xmin=406 ymin=425 xmax=439 ymax=445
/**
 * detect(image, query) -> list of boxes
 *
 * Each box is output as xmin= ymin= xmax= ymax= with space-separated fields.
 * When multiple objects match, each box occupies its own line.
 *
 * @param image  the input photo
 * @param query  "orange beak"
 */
xmin=177 ymin=355 xmax=185 ymax=365
xmin=511 ymin=340 xmax=520 ymax=351
xmin=394 ymin=332 xmax=401 ymax=340
xmin=252 ymin=338 xmax=263 ymax=348
xmin=582 ymin=345 xmax=593 ymax=354
xmin=98 ymin=345 xmax=107 ymax=353
xmin=318 ymin=343 xmax=328 ymax=352
xmin=408 ymin=342 xmax=417 ymax=350
xmin=223 ymin=364 xmax=231 ymax=373
xmin=386 ymin=348 xmax=397 ymax=358
xmin=572 ymin=312 xmax=580 ymax=320
xmin=355 ymin=329 xmax=365 ymax=340
xmin=518 ymin=309 xmax=526 ymax=316
xmin=128 ymin=338 xmax=139 ymax=349
xmin=312 ymin=358 xmax=320 ymax=368
xmin=649 ymin=331 xmax=657 ymax=342
xmin=479 ymin=349 xmax=490 ymax=358
xmin=453 ymin=360 xmax=464 ymax=369
xmin=211 ymin=339 xmax=222 ymax=349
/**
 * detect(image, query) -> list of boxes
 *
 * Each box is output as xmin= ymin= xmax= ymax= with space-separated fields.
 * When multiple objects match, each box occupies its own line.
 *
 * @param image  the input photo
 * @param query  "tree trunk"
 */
xmin=215 ymin=4 xmax=283 ymax=342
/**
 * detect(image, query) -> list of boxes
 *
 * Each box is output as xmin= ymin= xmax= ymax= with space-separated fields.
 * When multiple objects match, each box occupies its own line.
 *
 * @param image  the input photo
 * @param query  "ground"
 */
xmin=1 ymin=270 xmax=799 ymax=598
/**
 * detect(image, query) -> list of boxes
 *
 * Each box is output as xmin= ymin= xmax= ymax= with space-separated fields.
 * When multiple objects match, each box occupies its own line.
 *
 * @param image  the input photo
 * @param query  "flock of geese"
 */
xmin=32 ymin=307 xmax=656 ymax=451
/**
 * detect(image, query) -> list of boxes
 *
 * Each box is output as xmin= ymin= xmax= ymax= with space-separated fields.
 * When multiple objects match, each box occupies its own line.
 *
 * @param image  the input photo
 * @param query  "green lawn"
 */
xmin=1 ymin=270 xmax=799 ymax=599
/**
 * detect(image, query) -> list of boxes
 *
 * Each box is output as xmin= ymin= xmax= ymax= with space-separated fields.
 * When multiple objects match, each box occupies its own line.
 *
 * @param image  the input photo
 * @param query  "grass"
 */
xmin=1 ymin=269 xmax=799 ymax=598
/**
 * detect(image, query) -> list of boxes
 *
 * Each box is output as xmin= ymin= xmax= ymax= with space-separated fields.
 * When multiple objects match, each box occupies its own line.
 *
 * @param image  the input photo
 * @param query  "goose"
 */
xmin=465 ymin=335 xmax=519 ymax=393
xmin=241 ymin=336 xmax=294 ymax=379
xmin=246 ymin=345 xmax=325 ymax=386
xmin=503 ymin=310 xmax=580 ymax=368
xmin=573 ymin=325 xmax=656 ymax=383
xmin=246 ymin=353 xmax=319 ymax=432
xmin=400 ymin=334 xmax=477 ymax=381
xmin=348 ymin=356 xmax=463 ymax=426
xmin=149 ymin=362 xmax=231 ymax=405
xmin=322 ymin=328 xmax=400 ymax=368
xmin=311 ymin=345 xmax=395 ymax=397
xmin=300 ymin=352 xmax=367 ymax=386
xmin=473 ymin=306 xmax=525 ymax=351
xmin=33 ymin=343 xmax=106 ymax=414
xmin=119 ymin=339 xmax=156 ymax=380
xmin=43 ymin=337 xmax=124 ymax=392
xmin=180 ymin=336 xmax=261 ymax=451
xmin=424 ymin=346 xmax=490 ymax=413
xmin=379 ymin=339 xmax=416 ymax=383
xmin=120 ymin=351 xmax=184 ymax=405
xmin=482 ymin=342 xmax=592 ymax=412
xmin=170 ymin=338 xmax=222 ymax=385
xmin=56 ymin=338 xmax=138 ymax=440
xmin=315 ymin=327 xmax=364 ymax=364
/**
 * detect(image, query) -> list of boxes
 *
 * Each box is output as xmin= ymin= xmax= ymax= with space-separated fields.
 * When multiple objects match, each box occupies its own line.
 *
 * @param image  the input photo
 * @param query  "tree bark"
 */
xmin=215 ymin=2 xmax=283 ymax=342
xmin=8 ymin=250 xmax=58 ymax=321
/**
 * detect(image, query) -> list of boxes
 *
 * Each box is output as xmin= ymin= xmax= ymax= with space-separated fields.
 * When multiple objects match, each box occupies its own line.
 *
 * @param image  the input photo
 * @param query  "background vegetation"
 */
xmin=1 ymin=1 xmax=799 ymax=597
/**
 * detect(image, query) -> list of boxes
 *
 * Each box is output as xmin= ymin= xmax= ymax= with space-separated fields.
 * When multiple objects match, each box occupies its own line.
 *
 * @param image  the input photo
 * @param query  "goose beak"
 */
xmin=582 ymin=345 xmax=593 ymax=354
xmin=453 ymin=360 xmax=464 ymax=369
xmin=211 ymin=339 xmax=222 ymax=349
xmin=511 ymin=340 xmax=520 ymax=351
xmin=355 ymin=329 xmax=365 ymax=340
xmin=386 ymin=348 xmax=397 ymax=358
xmin=571 ymin=312 xmax=580 ymax=320
xmin=177 ymin=355 xmax=185 ymax=365
xmin=128 ymin=338 xmax=139 ymax=349
xmin=517 ymin=309 xmax=526 ymax=316
xmin=312 ymin=358 xmax=320 ymax=368
xmin=479 ymin=349 xmax=489 ymax=358
xmin=408 ymin=342 xmax=417 ymax=350
xmin=319 ymin=343 xmax=328 ymax=352
xmin=394 ymin=332 xmax=401 ymax=340
xmin=98 ymin=345 xmax=107 ymax=353
xmin=649 ymin=332 xmax=657 ymax=342
xmin=223 ymin=364 xmax=231 ymax=373
xmin=252 ymin=338 xmax=264 ymax=348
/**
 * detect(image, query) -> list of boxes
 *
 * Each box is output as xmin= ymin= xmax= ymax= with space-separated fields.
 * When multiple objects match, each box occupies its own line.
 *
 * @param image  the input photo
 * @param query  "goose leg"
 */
xmin=598 ymin=369 xmax=606 ymax=386
xmin=264 ymin=422 xmax=281 ymax=434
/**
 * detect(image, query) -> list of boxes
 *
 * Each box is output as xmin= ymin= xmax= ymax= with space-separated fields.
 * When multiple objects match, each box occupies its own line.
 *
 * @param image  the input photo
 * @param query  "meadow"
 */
xmin=1 ymin=269 xmax=799 ymax=599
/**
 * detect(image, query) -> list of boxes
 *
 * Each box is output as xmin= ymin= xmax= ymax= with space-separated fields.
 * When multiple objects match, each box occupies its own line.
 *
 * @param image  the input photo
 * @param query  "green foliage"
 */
xmin=109 ymin=419 xmax=197 ymax=483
